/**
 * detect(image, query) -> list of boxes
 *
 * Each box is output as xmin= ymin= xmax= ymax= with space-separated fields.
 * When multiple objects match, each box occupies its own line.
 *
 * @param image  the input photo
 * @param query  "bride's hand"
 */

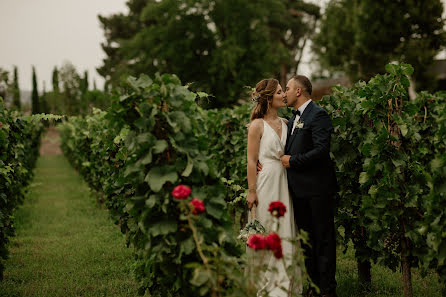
xmin=246 ymin=192 xmax=258 ymax=209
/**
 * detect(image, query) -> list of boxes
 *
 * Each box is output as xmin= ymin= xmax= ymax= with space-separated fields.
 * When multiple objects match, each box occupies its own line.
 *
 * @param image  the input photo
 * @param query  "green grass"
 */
xmin=0 ymin=155 xmax=140 ymax=297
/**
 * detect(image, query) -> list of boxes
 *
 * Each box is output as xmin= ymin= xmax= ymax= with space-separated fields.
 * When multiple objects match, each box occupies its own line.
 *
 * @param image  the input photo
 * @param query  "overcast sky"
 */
xmin=0 ymin=0 xmax=444 ymax=92
xmin=0 ymin=0 xmax=128 ymax=91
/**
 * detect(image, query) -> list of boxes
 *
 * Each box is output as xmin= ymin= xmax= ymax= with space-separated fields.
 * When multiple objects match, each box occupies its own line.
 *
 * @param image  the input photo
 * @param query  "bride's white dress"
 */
xmin=252 ymin=119 xmax=300 ymax=297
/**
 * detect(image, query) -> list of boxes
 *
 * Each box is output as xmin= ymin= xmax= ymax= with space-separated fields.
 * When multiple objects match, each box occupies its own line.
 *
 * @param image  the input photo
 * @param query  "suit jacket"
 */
xmin=285 ymin=101 xmax=338 ymax=199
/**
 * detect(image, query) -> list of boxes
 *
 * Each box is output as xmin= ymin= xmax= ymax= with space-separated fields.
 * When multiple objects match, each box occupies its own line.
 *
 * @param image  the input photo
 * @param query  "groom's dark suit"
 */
xmin=285 ymin=100 xmax=338 ymax=295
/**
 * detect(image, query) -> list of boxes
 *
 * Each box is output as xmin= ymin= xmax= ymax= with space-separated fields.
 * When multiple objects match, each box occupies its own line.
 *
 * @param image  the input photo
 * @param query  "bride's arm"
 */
xmin=246 ymin=119 xmax=263 ymax=209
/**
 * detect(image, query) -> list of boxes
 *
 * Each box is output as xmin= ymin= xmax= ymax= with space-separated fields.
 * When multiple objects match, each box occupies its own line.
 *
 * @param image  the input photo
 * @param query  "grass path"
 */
xmin=0 ymin=155 xmax=139 ymax=297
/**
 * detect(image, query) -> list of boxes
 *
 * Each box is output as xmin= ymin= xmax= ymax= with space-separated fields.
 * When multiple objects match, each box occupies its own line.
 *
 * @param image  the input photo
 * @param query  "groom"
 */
xmin=281 ymin=75 xmax=338 ymax=297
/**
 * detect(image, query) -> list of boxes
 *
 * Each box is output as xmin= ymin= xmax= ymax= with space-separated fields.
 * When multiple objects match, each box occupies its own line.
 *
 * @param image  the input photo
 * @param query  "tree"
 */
xmin=80 ymin=70 xmax=89 ymax=94
xmin=98 ymin=0 xmax=320 ymax=107
xmin=59 ymin=62 xmax=80 ymax=115
xmin=0 ymin=68 xmax=9 ymax=102
xmin=313 ymin=0 xmax=446 ymax=90
xmin=275 ymin=1 xmax=320 ymax=87
xmin=12 ymin=66 xmax=21 ymax=110
xmin=52 ymin=66 xmax=60 ymax=93
xmin=40 ymin=81 xmax=50 ymax=114
xmin=31 ymin=66 xmax=39 ymax=114
xmin=79 ymin=70 xmax=89 ymax=113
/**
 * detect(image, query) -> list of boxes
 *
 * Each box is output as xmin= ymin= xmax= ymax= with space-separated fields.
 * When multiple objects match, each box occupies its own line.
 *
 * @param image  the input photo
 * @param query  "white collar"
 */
xmin=298 ymin=99 xmax=312 ymax=116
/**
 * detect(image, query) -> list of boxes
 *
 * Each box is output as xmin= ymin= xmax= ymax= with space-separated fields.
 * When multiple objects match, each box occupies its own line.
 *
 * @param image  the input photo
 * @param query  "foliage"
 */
xmin=59 ymin=62 xmax=81 ymax=115
xmin=98 ymin=0 xmax=320 ymax=107
xmin=59 ymin=74 xmax=241 ymax=295
xmin=319 ymin=64 xmax=446 ymax=296
xmin=0 ymin=68 xmax=10 ymax=105
xmin=412 ymin=91 xmax=446 ymax=294
xmin=0 ymin=98 xmax=44 ymax=280
xmin=59 ymin=66 xmax=446 ymax=295
xmin=12 ymin=66 xmax=20 ymax=110
xmin=31 ymin=66 xmax=39 ymax=114
xmin=44 ymin=62 xmax=111 ymax=116
xmin=201 ymin=104 xmax=250 ymax=223
xmin=313 ymin=0 xmax=446 ymax=91
xmin=52 ymin=66 xmax=60 ymax=93
xmin=59 ymin=73 xmax=311 ymax=296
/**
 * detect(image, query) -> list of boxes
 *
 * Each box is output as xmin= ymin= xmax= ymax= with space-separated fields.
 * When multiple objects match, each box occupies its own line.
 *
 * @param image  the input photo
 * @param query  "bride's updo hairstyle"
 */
xmin=250 ymin=78 xmax=279 ymax=121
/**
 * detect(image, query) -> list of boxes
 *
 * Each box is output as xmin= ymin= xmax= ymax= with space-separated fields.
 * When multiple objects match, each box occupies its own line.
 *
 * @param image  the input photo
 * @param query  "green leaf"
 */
xmin=359 ymin=172 xmax=369 ymax=185
xmin=385 ymin=64 xmax=397 ymax=75
xmin=392 ymin=159 xmax=406 ymax=168
xmin=145 ymin=195 xmax=158 ymax=208
xmin=180 ymin=237 xmax=195 ymax=256
xmin=153 ymin=140 xmax=168 ymax=154
xmin=148 ymin=219 xmax=178 ymax=237
xmin=190 ymin=268 xmax=210 ymax=287
xmin=368 ymin=185 xmax=378 ymax=196
xmin=145 ymin=165 xmax=178 ymax=192
xmin=206 ymin=203 xmax=223 ymax=219
xmin=431 ymin=158 xmax=443 ymax=171
xmin=139 ymin=151 xmax=153 ymax=165
xmin=196 ymin=92 xmax=208 ymax=99
xmin=401 ymin=64 xmax=414 ymax=76
xmin=399 ymin=124 xmax=408 ymax=136
xmin=166 ymin=111 xmax=191 ymax=133
xmin=137 ymin=132 xmax=156 ymax=144
xmin=182 ymin=154 xmax=193 ymax=177
xmin=401 ymin=76 xmax=410 ymax=88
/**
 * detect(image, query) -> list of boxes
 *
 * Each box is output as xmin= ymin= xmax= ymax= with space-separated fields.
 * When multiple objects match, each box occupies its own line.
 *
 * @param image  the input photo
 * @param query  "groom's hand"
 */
xmin=281 ymin=155 xmax=291 ymax=168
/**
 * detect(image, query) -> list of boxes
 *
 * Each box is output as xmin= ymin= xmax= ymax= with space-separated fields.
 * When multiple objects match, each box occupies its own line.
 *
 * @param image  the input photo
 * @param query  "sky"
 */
xmin=0 ymin=0 xmax=128 ymax=91
xmin=0 ymin=0 xmax=444 ymax=92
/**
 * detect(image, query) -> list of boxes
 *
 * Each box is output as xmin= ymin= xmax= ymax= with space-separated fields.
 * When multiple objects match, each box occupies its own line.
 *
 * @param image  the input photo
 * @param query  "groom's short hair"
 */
xmin=292 ymin=75 xmax=312 ymax=96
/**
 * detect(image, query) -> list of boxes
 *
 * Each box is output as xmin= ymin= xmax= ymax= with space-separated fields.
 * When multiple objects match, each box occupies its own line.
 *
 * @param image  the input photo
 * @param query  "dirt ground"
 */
xmin=39 ymin=127 xmax=62 ymax=156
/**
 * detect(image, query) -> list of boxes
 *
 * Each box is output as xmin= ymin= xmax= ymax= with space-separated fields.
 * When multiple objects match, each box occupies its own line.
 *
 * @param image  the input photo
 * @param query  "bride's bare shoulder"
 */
xmin=247 ymin=119 xmax=264 ymax=134
xmin=280 ymin=117 xmax=288 ymax=124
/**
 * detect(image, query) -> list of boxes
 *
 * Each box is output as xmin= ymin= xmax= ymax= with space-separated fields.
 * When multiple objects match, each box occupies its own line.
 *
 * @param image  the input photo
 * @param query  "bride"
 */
xmin=246 ymin=78 xmax=300 ymax=296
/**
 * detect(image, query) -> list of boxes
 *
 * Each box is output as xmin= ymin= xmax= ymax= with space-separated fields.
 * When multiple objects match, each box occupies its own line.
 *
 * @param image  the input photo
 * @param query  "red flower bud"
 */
xmin=190 ymin=198 xmax=205 ymax=215
xmin=172 ymin=185 xmax=191 ymax=200
xmin=268 ymin=201 xmax=287 ymax=218
xmin=247 ymin=234 xmax=266 ymax=250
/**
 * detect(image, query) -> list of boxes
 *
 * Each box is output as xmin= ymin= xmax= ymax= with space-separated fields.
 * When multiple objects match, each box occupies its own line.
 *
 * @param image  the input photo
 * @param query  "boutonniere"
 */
xmin=295 ymin=120 xmax=304 ymax=130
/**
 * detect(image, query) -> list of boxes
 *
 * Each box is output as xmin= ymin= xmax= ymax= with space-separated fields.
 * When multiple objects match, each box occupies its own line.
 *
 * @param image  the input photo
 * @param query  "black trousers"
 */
xmin=292 ymin=193 xmax=337 ymax=295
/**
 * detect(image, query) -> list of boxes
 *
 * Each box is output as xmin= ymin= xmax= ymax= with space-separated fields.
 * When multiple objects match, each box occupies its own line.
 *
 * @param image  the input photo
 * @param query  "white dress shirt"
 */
xmin=291 ymin=99 xmax=312 ymax=134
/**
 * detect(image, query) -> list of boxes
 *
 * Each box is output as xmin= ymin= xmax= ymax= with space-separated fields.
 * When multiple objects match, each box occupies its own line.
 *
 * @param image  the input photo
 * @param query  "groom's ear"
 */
xmin=296 ymin=87 xmax=302 ymax=97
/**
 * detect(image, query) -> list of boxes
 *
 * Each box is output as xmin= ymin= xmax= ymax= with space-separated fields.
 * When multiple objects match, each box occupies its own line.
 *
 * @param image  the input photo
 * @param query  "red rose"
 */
xmin=172 ymin=185 xmax=191 ymax=200
xmin=247 ymin=234 xmax=266 ymax=250
xmin=265 ymin=233 xmax=282 ymax=251
xmin=190 ymin=198 xmax=205 ymax=215
xmin=273 ymin=246 xmax=283 ymax=259
xmin=268 ymin=201 xmax=287 ymax=218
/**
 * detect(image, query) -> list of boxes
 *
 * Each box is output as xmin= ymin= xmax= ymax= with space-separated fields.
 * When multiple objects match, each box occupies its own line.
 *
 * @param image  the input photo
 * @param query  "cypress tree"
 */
xmin=52 ymin=66 xmax=60 ymax=93
xmin=12 ymin=66 xmax=21 ymax=110
xmin=31 ymin=66 xmax=39 ymax=114
xmin=40 ymin=80 xmax=49 ymax=114
xmin=80 ymin=70 xmax=89 ymax=94
xmin=79 ymin=70 xmax=89 ymax=114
